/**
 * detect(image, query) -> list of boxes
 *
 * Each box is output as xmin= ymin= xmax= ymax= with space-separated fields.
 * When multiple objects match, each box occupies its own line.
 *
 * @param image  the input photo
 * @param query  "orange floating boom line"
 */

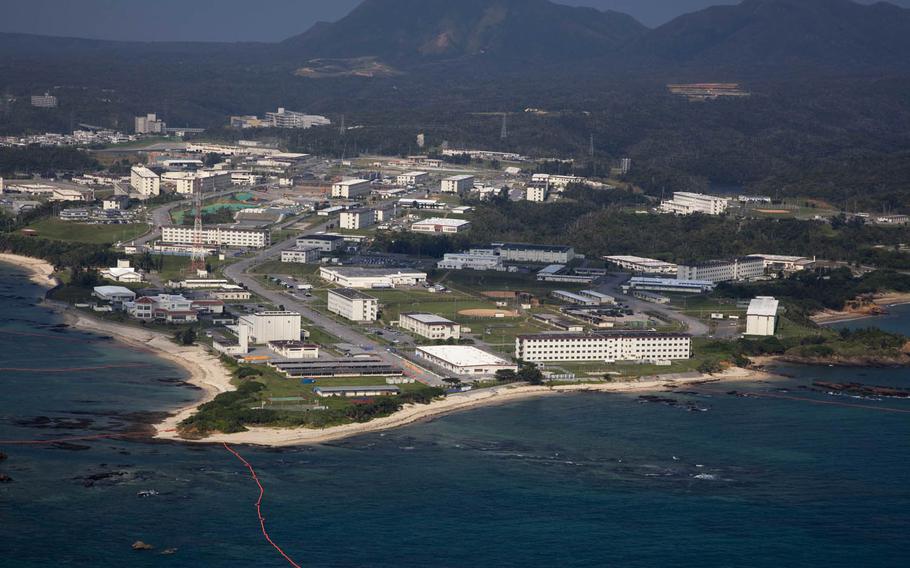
xmin=223 ymin=443 xmax=303 ymax=568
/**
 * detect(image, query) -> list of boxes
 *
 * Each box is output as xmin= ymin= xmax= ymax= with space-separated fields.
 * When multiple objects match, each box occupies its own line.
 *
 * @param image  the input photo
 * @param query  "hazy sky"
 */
xmin=1 ymin=0 xmax=908 ymax=42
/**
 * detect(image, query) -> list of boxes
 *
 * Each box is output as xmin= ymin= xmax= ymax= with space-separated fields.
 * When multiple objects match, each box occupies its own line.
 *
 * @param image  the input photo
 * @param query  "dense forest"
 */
xmin=466 ymin=194 xmax=910 ymax=269
xmin=0 ymin=146 xmax=100 ymax=176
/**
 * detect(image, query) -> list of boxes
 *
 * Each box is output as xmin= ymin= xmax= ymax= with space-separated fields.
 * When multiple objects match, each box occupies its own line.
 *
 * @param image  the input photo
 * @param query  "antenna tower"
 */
xmin=190 ymin=182 xmax=206 ymax=273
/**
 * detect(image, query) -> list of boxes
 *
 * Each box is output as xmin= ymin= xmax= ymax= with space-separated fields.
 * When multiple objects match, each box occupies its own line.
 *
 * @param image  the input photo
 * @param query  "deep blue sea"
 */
xmin=2 ymin=263 xmax=909 ymax=567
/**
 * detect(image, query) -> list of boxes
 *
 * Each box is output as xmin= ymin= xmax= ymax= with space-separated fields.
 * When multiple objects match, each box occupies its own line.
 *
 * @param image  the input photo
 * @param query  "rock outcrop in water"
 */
xmin=0 ymin=474 xmax=13 ymax=484
xmin=813 ymin=382 xmax=910 ymax=398
xmin=131 ymin=541 xmax=154 ymax=551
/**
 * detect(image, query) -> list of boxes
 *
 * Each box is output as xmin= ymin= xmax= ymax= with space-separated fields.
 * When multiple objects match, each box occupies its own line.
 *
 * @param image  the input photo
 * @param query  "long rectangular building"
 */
xmin=416 ymin=345 xmax=517 ymax=378
xmin=516 ymin=332 xmax=692 ymax=363
xmin=605 ymin=255 xmax=678 ymax=275
xmin=320 ymin=267 xmax=427 ymax=289
xmin=161 ymin=226 xmax=270 ymax=249
xmin=676 ymin=257 xmax=764 ymax=283
xmin=411 ymin=218 xmax=471 ymax=234
xmin=497 ymin=243 xmax=575 ymax=264
xmin=625 ymin=277 xmax=716 ymax=294
xmin=660 ymin=192 xmax=728 ymax=216
xmin=271 ymin=358 xmax=403 ymax=378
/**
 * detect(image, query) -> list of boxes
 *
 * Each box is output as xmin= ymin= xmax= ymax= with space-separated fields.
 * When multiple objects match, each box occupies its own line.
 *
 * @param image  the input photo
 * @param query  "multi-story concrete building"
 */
xmin=677 ymin=257 xmax=764 ymax=283
xmin=134 ymin=113 xmax=167 ymax=134
xmin=31 ymin=93 xmax=58 ymax=108
xmin=625 ymin=277 xmax=716 ymax=294
xmin=516 ymin=332 xmax=692 ymax=363
xmin=340 ymin=209 xmax=375 ymax=230
xmin=748 ymin=254 xmax=815 ymax=273
xmin=746 ymin=297 xmax=780 ymax=337
xmin=161 ymin=226 xmax=270 ymax=249
xmin=526 ymin=183 xmax=548 ymax=203
xmin=130 ymin=166 xmax=160 ymax=199
xmin=331 ymin=179 xmax=372 ymax=199
xmin=297 ymin=234 xmax=346 ymax=253
xmin=102 ymin=195 xmax=130 ymax=211
xmin=605 ymin=255 xmax=678 ymax=275
xmin=327 ymin=288 xmax=379 ymax=322
xmin=497 ymin=243 xmax=575 ymax=264
xmin=280 ymin=247 xmax=321 ymax=264
xmin=410 ymin=218 xmax=471 ymax=234
xmin=437 ymin=249 xmax=504 ymax=271
xmin=399 ymin=313 xmax=462 ymax=341
xmin=416 ymin=345 xmax=517 ymax=378
xmin=320 ymin=267 xmax=427 ymax=289
xmin=396 ymin=171 xmax=429 ymax=186
xmin=264 ymin=108 xmax=331 ymax=129
xmin=660 ymin=192 xmax=729 ymax=216
xmin=237 ymin=312 xmax=302 ymax=344
xmin=162 ymin=171 xmax=233 ymax=195
xmin=441 ymin=175 xmax=474 ymax=194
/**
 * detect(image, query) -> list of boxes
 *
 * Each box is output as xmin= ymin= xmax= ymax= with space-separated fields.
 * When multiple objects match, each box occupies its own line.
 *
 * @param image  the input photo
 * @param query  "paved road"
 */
xmin=222 ymin=216 xmax=445 ymax=387
xmin=596 ymin=273 xmax=711 ymax=337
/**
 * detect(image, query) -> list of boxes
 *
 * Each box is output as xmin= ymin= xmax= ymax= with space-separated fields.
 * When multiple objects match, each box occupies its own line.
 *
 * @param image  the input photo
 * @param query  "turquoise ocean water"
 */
xmin=1 ymin=263 xmax=908 ymax=567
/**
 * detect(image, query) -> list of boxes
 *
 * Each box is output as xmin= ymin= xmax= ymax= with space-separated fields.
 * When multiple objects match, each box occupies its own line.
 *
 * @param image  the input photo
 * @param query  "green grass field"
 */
xmin=239 ymin=363 xmax=430 ymax=411
xmin=27 ymin=219 xmax=149 ymax=245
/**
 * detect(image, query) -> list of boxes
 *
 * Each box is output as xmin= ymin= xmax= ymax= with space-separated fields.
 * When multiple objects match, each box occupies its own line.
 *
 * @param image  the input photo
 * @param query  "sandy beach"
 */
xmin=159 ymin=366 xmax=777 ymax=447
xmin=0 ymin=252 xmax=234 ymax=437
xmin=812 ymin=292 xmax=910 ymax=325
xmin=62 ymin=312 xmax=236 ymax=435
xmin=0 ymin=253 xmax=59 ymax=288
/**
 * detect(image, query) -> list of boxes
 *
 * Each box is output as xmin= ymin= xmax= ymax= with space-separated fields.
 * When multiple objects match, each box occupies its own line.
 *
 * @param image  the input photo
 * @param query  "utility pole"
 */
xmin=189 ymin=182 xmax=205 ymax=274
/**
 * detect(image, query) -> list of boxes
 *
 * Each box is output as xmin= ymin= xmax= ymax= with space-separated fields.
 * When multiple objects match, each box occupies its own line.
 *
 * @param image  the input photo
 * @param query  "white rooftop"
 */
xmin=94 ymin=285 xmax=135 ymax=296
xmin=418 ymin=345 xmax=512 ymax=367
xmin=748 ymin=297 xmax=780 ymax=317
xmin=445 ymin=175 xmax=475 ymax=181
xmin=336 ymin=179 xmax=370 ymax=186
xmin=412 ymin=217 xmax=470 ymax=228
xmin=606 ymin=255 xmax=678 ymax=267
xmin=403 ymin=313 xmax=458 ymax=326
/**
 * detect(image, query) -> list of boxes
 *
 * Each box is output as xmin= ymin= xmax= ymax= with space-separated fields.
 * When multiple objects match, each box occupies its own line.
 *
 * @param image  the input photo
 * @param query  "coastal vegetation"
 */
xmin=178 ymin=358 xmax=446 ymax=437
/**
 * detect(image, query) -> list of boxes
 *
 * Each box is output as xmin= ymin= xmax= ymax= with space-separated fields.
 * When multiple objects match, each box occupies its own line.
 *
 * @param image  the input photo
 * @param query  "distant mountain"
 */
xmin=281 ymin=0 xmax=647 ymax=65
xmin=638 ymin=0 xmax=910 ymax=72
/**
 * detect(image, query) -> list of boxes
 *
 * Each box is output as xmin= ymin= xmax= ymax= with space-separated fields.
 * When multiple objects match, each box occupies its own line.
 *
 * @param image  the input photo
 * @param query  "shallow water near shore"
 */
xmin=2 ymin=264 xmax=909 ymax=567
